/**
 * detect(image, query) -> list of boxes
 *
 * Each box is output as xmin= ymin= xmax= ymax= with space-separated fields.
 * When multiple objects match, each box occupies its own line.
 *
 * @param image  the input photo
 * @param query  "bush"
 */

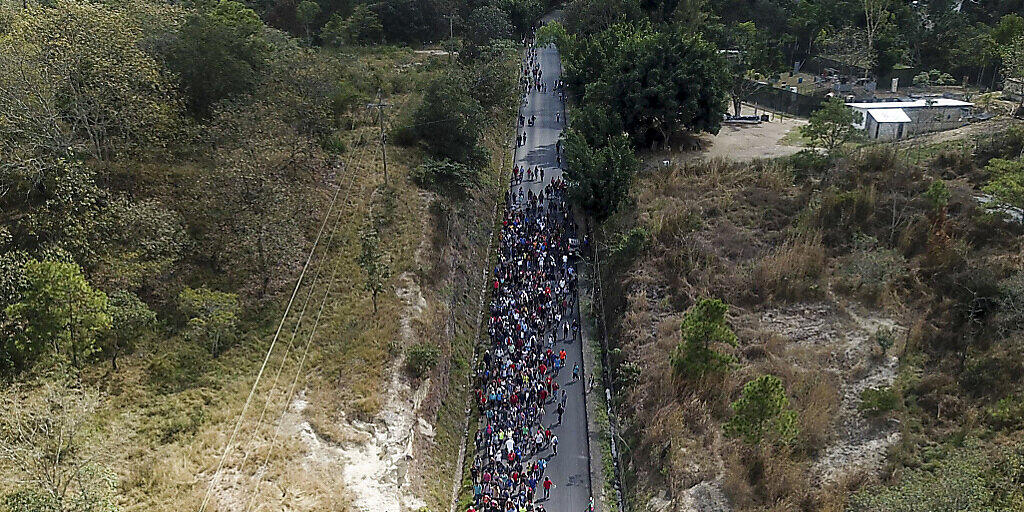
xmin=834 ymin=236 xmax=906 ymax=304
xmin=786 ymin=149 xmax=831 ymax=179
xmin=874 ymin=327 xmax=896 ymax=355
xmin=142 ymin=390 xmax=212 ymax=443
xmin=987 ymin=394 xmax=1024 ymax=430
xmin=848 ymin=441 xmax=1020 ymax=511
xmin=998 ymin=272 xmax=1024 ymax=332
xmin=611 ymin=226 xmax=649 ymax=263
xmin=406 ymin=342 xmax=439 ymax=378
xmin=724 ymin=374 xmax=800 ymax=445
xmin=411 ymin=75 xmax=487 ymax=166
xmin=411 ymin=158 xmax=479 ymax=194
xmin=146 ymin=342 xmax=209 ymax=393
xmin=803 ymin=187 xmax=877 ymax=247
xmin=858 ymin=386 xmax=899 ymax=417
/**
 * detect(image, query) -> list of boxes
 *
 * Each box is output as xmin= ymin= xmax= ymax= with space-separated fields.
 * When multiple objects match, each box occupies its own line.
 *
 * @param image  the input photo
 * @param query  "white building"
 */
xmin=847 ymin=98 xmax=973 ymax=140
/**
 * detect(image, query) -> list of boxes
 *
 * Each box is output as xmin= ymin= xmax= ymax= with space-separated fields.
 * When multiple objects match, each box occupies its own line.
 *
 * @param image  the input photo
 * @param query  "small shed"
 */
xmin=863 ymin=107 xmax=911 ymax=140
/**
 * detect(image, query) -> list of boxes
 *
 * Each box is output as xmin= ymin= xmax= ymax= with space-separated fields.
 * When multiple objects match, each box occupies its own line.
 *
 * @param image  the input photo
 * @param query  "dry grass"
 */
xmin=752 ymin=235 xmax=827 ymax=303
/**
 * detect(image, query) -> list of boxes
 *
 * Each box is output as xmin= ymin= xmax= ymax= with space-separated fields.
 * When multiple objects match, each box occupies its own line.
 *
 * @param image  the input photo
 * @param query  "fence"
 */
xmin=744 ymin=81 xmax=825 ymax=118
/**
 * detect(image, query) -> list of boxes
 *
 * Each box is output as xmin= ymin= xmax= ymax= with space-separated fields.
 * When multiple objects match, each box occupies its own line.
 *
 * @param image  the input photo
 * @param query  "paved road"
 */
xmin=511 ymin=44 xmax=592 ymax=512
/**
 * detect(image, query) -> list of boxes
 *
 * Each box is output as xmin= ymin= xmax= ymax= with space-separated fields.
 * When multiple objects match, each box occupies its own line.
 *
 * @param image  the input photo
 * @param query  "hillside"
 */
xmin=0 ymin=1 xmax=518 ymax=510
xmin=595 ymin=133 xmax=1024 ymax=510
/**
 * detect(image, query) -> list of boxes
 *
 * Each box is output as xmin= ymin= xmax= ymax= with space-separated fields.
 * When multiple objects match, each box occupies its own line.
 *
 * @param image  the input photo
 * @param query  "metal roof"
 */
xmin=847 ymin=98 xmax=973 ymax=109
xmin=867 ymin=107 xmax=911 ymax=123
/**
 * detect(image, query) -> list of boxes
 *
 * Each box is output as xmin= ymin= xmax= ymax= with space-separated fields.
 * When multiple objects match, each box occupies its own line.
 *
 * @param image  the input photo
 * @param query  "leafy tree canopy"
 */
xmin=5 ymin=260 xmax=111 ymax=370
xmin=801 ymin=97 xmax=862 ymax=155
xmin=563 ymin=131 xmax=639 ymax=222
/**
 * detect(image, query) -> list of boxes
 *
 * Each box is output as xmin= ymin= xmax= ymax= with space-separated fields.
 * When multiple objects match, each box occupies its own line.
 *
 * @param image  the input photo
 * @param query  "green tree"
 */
xmin=466 ymin=5 xmax=512 ymax=47
xmin=993 ymin=14 xmax=1024 ymax=46
xmin=101 ymin=290 xmax=157 ymax=371
xmin=296 ymin=0 xmax=321 ymax=40
xmin=670 ymin=297 xmax=737 ymax=380
xmin=801 ymin=97 xmax=863 ymax=155
xmin=1003 ymin=34 xmax=1024 ymax=106
xmin=163 ymin=1 xmax=269 ymax=117
xmin=321 ymin=5 xmax=383 ymax=46
xmin=585 ymin=23 xmax=730 ymax=144
xmin=535 ymin=21 xmax=573 ymax=51
xmin=358 ymin=225 xmax=391 ymax=314
xmin=724 ymin=22 xmax=785 ymax=116
xmin=924 ymin=180 xmax=951 ymax=216
xmin=982 ymin=158 xmax=1024 ymax=210
xmin=572 ymin=103 xmax=625 ymax=147
xmin=178 ymin=287 xmax=240 ymax=357
xmin=5 ymin=260 xmax=110 ymax=369
xmin=563 ymin=131 xmax=639 ymax=222
xmin=0 ymin=0 xmax=179 ymax=167
xmin=496 ymin=0 xmax=542 ymax=36
xmin=724 ymin=374 xmax=799 ymax=445
xmin=411 ymin=75 xmax=487 ymax=166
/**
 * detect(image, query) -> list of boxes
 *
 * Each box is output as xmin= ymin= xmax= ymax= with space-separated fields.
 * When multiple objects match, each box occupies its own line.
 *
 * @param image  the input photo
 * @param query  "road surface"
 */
xmin=512 ymin=43 xmax=593 ymax=512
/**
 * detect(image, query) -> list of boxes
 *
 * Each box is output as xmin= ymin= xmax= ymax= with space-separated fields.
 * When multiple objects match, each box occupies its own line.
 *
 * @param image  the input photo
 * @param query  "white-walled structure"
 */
xmin=848 ymin=98 xmax=973 ymax=140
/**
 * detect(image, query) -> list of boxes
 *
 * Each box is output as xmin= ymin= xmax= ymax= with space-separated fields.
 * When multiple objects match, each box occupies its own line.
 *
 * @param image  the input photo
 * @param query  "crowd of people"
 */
xmin=466 ymin=36 xmax=589 ymax=512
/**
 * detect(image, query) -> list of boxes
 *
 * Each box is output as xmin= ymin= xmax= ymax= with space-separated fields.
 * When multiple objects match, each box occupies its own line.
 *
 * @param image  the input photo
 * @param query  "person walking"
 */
xmin=572 ymin=363 xmax=580 ymax=382
xmin=556 ymin=402 xmax=564 ymax=424
xmin=551 ymin=435 xmax=558 ymax=455
xmin=543 ymin=476 xmax=554 ymax=499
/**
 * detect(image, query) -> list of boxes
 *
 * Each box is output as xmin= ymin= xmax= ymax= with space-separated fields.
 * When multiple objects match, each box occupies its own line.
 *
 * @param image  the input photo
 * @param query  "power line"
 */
xmin=234 ymin=160 xmax=359 ymax=476
xmin=199 ymin=133 xmax=377 ymax=512
xmin=241 ymin=141 xmax=379 ymax=510
xmin=198 ymin=171 xmax=346 ymax=512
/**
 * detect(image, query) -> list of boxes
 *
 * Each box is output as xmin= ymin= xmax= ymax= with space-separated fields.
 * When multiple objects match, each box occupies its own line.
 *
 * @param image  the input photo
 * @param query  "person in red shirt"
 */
xmin=542 ymin=477 xmax=554 ymax=499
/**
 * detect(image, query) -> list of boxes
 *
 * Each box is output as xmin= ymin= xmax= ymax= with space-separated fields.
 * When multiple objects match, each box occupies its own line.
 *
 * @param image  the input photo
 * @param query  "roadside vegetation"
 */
xmin=588 ymin=127 xmax=1024 ymax=510
xmin=0 ymin=0 xmax=522 ymax=509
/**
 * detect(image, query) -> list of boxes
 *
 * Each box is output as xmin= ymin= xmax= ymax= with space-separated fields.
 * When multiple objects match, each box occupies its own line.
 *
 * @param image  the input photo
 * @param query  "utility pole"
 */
xmin=444 ymin=14 xmax=456 ymax=67
xmin=366 ymin=90 xmax=391 ymax=186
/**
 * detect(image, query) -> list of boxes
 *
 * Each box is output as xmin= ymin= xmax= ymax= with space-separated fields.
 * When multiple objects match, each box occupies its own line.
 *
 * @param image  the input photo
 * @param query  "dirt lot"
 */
xmin=655 ymin=104 xmax=809 ymax=164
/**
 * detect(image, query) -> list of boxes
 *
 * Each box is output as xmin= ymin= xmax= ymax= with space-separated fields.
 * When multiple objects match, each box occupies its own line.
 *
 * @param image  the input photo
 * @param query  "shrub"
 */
xmin=611 ymin=226 xmax=649 ymax=263
xmin=406 ymin=342 xmax=439 ymax=378
xmin=987 ymin=394 xmax=1024 ymax=430
xmin=146 ymin=341 xmax=208 ymax=393
xmin=874 ymin=327 xmax=896 ymax=355
xmin=724 ymin=374 xmax=800 ymax=445
xmin=858 ymin=386 xmax=899 ymax=417
xmin=998 ymin=272 xmax=1024 ymax=332
xmin=848 ymin=441 xmax=1019 ymax=511
xmin=982 ymin=158 xmax=1024 ymax=210
xmin=411 ymin=75 xmax=487 ymax=166
xmin=803 ymin=187 xmax=877 ymax=247
xmin=834 ymin=236 xmax=906 ymax=304
xmin=411 ymin=158 xmax=479 ymax=194
xmin=787 ymin=149 xmax=831 ymax=179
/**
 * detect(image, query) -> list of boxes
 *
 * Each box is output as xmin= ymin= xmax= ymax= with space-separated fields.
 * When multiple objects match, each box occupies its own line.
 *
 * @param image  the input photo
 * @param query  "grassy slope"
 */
xmin=0 ymin=46 xmax=512 ymax=512
xmin=599 ymin=129 xmax=1024 ymax=510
